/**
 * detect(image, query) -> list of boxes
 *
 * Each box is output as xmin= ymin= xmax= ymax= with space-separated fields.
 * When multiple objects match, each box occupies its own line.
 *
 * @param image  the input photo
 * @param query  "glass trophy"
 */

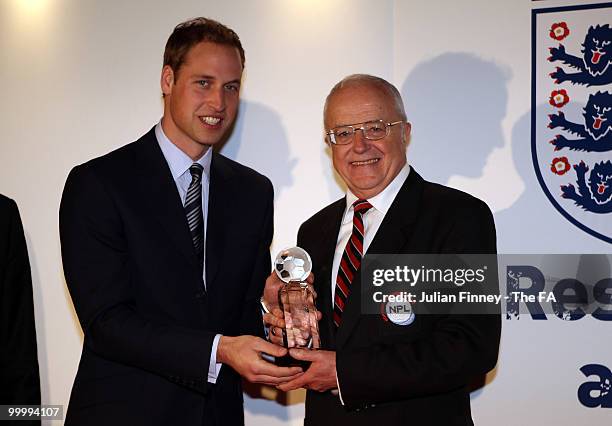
xmin=274 ymin=247 xmax=320 ymax=367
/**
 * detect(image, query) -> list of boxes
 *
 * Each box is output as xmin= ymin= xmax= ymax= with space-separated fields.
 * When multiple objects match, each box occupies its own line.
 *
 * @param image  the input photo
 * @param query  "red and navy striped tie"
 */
xmin=333 ymin=199 xmax=373 ymax=327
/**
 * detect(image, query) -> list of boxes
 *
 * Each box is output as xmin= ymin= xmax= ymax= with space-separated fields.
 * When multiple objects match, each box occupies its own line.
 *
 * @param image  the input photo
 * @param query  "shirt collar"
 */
xmin=155 ymin=121 xmax=212 ymax=182
xmin=342 ymin=163 xmax=411 ymax=224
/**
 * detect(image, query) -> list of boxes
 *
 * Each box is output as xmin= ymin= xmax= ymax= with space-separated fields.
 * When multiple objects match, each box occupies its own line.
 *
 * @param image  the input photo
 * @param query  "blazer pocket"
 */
xmin=377 ymin=315 xmax=422 ymax=339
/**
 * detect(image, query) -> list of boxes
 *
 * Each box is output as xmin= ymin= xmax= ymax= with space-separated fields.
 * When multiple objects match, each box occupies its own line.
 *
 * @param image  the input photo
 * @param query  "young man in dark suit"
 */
xmin=60 ymin=18 xmax=300 ymax=426
xmin=264 ymin=75 xmax=501 ymax=425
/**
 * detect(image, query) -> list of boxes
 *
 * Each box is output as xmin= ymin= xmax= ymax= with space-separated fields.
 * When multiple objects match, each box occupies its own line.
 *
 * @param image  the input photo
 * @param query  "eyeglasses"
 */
xmin=325 ymin=120 xmax=404 ymax=145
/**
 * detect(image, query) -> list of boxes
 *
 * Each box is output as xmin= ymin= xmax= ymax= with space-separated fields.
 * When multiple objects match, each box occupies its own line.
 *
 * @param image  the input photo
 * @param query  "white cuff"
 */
xmin=207 ymin=334 xmax=223 ymax=383
xmin=335 ymin=367 xmax=345 ymax=405
xmin=260 ymin=298 xmax=271 ymax=340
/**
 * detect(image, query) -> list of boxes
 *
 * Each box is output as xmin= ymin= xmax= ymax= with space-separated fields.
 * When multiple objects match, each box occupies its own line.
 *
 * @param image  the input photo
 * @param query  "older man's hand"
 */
xmin=276 ymin=349 xmax=337 ymax=392
xmin=262 ymin=271 xmax=316 ymax=307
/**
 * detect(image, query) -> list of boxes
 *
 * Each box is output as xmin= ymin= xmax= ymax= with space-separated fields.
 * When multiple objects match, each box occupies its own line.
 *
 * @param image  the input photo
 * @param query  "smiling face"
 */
xmin=161 ymin=41 xmax=242 ymax=159
xmin=325 ymin=82 xmax=410 ymax=199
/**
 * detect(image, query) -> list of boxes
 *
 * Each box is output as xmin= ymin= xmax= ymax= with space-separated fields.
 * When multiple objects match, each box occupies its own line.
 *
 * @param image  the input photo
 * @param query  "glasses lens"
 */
xmin=332 ymin=126 xmax=353 ymax=145
xmin=363 ymin=121 xmax=387 ymax=140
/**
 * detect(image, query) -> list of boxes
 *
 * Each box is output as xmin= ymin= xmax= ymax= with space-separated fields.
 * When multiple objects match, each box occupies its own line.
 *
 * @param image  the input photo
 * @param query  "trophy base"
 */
xmin=275 ymin=353 xmax=311 ymax=370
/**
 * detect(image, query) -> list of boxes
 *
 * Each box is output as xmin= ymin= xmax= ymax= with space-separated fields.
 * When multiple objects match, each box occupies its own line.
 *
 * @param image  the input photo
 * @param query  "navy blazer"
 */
xmin=60 ymin=128 xmax=273 ymax=426
xmin=297 ymin=169 xmax=500 ymax=426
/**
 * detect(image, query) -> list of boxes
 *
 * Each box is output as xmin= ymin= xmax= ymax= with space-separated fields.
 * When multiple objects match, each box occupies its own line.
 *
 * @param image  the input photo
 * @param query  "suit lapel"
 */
xmin=336 ymin=170 xmax=424 ymax=347
xmin=135 ymin=128 xmax=199 ymax=269
xmin=205 ymin=153 xmax=235 ymax=290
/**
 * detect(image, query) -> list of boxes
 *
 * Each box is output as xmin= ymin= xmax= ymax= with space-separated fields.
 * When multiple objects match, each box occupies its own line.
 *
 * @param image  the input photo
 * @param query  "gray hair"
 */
xmin=323 ymin=74 xmax=407 ymax=122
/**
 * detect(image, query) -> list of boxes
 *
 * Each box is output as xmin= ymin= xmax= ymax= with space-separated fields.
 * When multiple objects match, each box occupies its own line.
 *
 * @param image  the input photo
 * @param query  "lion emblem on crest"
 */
xmin=549 ymin=24 xmax=612 ymax=86
xmin=549 ymin=91 xmax=612 ymax=152
xmin=561 ymin=160 xmax=612 ymax=213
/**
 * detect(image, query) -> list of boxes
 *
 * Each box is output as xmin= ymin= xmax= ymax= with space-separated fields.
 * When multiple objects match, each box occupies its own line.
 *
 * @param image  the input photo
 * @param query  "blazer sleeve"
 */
xmin=336 ymin=199 xmax=501 ymax=409
xmin=60 ymin=164 xmax=215 ymax=393
xmin=0 ymin=198 xmax=41 ymax=407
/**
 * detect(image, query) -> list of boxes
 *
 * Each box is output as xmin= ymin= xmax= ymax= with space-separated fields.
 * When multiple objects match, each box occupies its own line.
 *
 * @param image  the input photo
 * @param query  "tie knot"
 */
xmin=353 ymin=199 xmax=372 ymax=215
xmin=189 ymin=163 xmax=204 ymax=182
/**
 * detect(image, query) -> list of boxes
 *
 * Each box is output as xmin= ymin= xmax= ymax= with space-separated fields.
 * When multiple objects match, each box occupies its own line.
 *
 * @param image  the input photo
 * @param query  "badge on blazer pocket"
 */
xmin=380 ymin=294 xmax=415 ymax=326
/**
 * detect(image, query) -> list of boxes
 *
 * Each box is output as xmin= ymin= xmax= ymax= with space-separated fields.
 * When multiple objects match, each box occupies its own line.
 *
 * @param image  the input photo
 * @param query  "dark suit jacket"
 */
xmin=0 ymin=195 xmax=41 ymax=426
xmin=297 ymin=169 xmax=500 ymax=426
xmin=59 ymin=128 xmax=273 ymax=426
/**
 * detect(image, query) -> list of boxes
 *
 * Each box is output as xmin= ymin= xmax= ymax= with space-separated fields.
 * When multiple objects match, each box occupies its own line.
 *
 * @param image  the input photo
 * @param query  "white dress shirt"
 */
xmin=155 ymin=122 xmax=222 ymax=384
xmin=331 ymin=164 xmax=411 ymax=303
xmin=331 ymin=163 xmax=410 ymax=403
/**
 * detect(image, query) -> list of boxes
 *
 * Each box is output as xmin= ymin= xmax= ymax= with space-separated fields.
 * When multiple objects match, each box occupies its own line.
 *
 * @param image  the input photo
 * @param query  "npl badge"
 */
xmin=381 ymin=295 xmax=415 ymax=326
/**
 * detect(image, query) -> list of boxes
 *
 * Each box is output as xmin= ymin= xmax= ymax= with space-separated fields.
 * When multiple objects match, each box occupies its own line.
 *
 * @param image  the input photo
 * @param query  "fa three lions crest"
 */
xmin=534 ymin=6 xmax=612 ymax=243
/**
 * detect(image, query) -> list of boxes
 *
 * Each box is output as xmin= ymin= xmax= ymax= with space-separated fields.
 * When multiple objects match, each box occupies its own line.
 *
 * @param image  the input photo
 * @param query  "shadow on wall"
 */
xmin=323 ymin=142 xmax=348 ymax=201
xmin=217 ymin=100 xmax=296 ymax=200
xmin=494 ymin=103 xmax=604 ymax=252
xmin=401 ymin=53 xmax=509 ymax=185
xmin=402 ymin=53 xmax=509 ymax=397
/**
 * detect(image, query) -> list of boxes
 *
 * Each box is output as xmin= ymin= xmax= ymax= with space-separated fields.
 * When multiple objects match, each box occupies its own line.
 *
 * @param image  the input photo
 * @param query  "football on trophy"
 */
xmin=274 ymin=247 xmax=312 ymax=282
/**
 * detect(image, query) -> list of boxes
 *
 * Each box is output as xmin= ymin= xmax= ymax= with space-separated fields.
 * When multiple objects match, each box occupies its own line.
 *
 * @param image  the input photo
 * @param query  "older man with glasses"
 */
xmin=263 ymin=74 xmax=501 ymax=425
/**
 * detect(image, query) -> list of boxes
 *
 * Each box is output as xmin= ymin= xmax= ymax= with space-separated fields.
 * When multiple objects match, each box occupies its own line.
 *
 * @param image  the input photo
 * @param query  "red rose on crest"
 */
xmin=549 ymin=22 xmax=570 ymax=41
xmin=551 ymin=157 xmax=571 ymax=175
xmin=549 ymin=89 xmax=570 ymax=108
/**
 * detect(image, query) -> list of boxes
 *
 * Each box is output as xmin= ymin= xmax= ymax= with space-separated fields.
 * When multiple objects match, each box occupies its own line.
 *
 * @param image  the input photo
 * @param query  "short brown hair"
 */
xmin=163 ymin=17 xmax=245 ymax=78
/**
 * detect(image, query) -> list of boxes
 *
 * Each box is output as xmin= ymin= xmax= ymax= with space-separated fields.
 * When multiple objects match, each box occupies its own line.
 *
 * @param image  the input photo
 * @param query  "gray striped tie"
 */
xmin=185 ymin=163 xmax=204 ymax=267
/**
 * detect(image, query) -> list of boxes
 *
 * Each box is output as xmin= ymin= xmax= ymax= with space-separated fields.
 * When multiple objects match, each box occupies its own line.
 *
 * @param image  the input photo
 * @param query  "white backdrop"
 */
xmin=1 ymin=0 xmax=610 ymax=424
